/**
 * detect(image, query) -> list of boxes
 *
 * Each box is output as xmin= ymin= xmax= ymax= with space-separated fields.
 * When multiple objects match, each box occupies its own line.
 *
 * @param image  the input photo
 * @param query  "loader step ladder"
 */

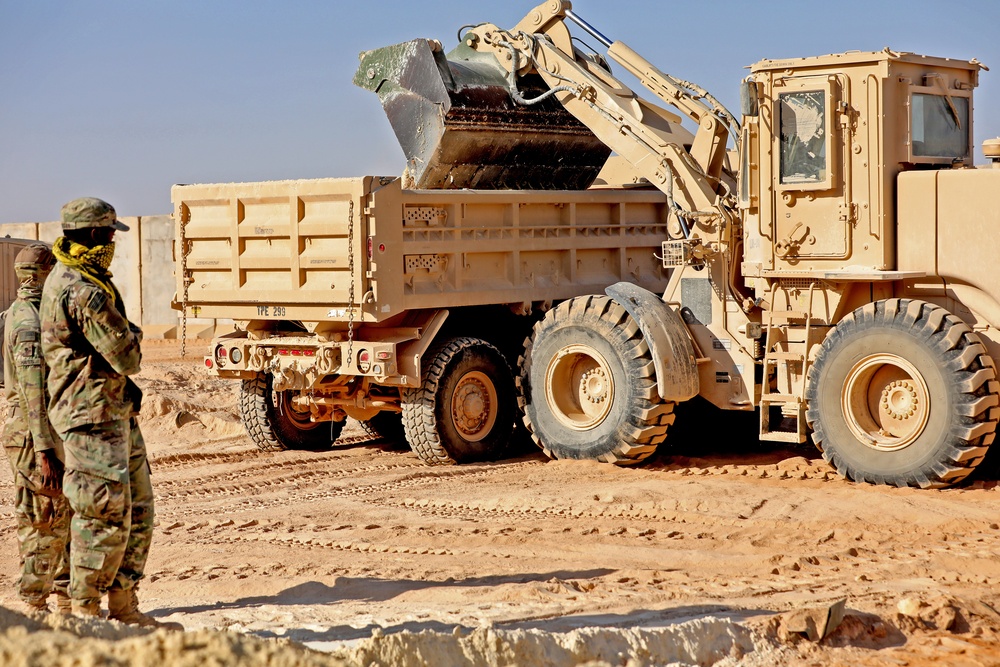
xmin=759 ymin=282 xmax=816 ymax=443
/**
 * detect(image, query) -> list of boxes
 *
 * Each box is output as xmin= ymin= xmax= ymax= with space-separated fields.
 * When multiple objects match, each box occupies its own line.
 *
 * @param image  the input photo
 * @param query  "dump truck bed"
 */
xmin=173 ymin=177 xmax=672 ymax=324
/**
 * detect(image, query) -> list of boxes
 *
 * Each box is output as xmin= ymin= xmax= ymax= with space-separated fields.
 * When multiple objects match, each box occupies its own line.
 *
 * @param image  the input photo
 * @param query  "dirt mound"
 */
xmin=0 ymin=606 xmax=349 ymax=667
xmin=0 ymin=605 xmax=777 ymax=667
xmin=336 ymin=618 xmax=770 ymax=667
xmin=134 ymin=366 xmax=246 ymax=451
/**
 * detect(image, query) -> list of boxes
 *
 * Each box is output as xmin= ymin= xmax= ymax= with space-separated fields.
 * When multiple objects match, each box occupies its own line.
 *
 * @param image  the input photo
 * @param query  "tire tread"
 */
xmin=806 ymin=299 xmax=998 ymax=488
xmin=520 ymin=295 xmax=674 ymax=465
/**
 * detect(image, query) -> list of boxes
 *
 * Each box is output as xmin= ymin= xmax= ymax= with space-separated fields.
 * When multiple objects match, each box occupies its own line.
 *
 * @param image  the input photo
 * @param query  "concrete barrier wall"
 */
xmin=0 ymin=216 xmax=182 ymax=336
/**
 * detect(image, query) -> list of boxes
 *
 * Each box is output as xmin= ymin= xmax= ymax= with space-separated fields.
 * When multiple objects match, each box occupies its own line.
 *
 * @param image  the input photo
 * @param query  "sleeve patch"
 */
xmin=86 ymin=290 xmax=107 ymax=313
xmin=15 ymin=330 xmax=39 ymax=343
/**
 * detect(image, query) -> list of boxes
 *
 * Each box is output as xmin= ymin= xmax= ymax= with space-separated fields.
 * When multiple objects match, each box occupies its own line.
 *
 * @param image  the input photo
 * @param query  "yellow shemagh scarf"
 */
xmin=52 ymin=236 xmax=116 ymax=298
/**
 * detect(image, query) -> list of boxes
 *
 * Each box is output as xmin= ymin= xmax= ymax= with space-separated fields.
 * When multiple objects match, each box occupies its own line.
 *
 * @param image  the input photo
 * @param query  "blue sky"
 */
xmin=1 ymin=0 xmax=998 ymax=223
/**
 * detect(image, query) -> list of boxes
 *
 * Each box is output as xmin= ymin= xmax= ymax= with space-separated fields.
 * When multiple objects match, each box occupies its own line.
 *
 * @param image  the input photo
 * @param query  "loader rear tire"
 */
xmin=401 ymin=337 xmax=517 ymax=465
xmin=806 ymin=299 xmax=999 ymax=488
xmin=519 ymin=295 xmax=675 ymax=465
xmin=240 ymin=372 xmax=343 ymax=451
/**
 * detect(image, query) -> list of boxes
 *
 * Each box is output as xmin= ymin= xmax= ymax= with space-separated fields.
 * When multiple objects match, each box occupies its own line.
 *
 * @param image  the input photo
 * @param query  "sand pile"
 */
xmin=0 ymin=606 xmax=349 ymax=667
xmin=137 ymin=386 xmax=245 ymax=445
xmin=0 ymin=603 xmax=778 ymax=667
xmin=335 ymin=618 xmax=770 ymax=667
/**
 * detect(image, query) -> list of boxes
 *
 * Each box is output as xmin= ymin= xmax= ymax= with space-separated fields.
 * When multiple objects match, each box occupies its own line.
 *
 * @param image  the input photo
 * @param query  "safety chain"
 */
xmin=179 ymin=206 xmax=190 ymax=357
xmin=346 ymin=198 xmax=356 ymax=368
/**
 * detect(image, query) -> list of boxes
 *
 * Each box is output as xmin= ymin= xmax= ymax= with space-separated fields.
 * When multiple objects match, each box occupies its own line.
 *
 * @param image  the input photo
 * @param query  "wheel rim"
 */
xmin=842 ymin=353 xmax=930 ymax=451
xmin=450 ymin=371 xmax=498 ymax=442
xmin=278 ymin=391 xmax=320 ymax=431
xmin=545 ymin=344 xmax=615 ymax=431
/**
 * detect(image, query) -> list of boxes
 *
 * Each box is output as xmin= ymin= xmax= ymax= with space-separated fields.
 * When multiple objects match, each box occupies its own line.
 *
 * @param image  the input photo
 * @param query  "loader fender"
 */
xmin=604 ymin=282 xmax=699 ymax=402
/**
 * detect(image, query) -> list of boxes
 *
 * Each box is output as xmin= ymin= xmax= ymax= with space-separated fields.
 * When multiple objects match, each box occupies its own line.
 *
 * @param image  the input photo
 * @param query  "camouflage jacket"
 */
xmin=3 ymin=288 xmax=59 ymax=454
xmin=40 ymin=263 xmax=142 ymax=433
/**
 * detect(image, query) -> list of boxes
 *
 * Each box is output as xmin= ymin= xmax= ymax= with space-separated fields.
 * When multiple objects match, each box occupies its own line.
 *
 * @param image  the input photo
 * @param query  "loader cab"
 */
xmin=739 ymin=51 xmax=981 ymax=279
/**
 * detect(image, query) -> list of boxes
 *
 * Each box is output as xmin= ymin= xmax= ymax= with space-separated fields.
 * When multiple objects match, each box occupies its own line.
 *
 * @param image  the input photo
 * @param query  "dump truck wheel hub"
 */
xmin=279 ymin=392 xmax=314 ymax=428
xmin=842 ymin=354 xmax=930 ymax=452
xmin=451 ymin=371 xmax=497 ymax=442
xmin=545 ymin=344 xmax=615 ymax=431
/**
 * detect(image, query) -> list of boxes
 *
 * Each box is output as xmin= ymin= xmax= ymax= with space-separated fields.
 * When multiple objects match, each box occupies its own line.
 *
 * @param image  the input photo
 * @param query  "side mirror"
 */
xmin=740 ymin=80 xmax=760 ymax=118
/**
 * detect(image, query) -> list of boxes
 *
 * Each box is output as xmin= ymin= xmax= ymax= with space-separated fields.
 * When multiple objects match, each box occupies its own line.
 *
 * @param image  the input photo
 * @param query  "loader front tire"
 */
xmin=519 ymin=295 xmax=675 ymax=465
xmin=806 ymin=299 xmax=999 ymax=488
xmin=240 ymin=372 xmax=342 ymax=451
xmin=401 ymin=337 xmax=517 ymax=465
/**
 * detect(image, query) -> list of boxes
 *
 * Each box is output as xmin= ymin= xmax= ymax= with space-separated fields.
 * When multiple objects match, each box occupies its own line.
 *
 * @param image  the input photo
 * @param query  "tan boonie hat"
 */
xmin=60 ymin=197 xmax=130 ymax=232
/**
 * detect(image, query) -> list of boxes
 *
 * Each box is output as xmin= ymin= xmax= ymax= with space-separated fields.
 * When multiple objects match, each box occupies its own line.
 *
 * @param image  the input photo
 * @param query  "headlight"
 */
xmin=230 ymin=347 xmax=243 ymax=364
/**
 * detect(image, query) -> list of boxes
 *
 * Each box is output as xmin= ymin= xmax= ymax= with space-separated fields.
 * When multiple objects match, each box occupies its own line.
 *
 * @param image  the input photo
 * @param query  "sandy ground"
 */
xmin=0 ymin=339 xmax=999 ymax=666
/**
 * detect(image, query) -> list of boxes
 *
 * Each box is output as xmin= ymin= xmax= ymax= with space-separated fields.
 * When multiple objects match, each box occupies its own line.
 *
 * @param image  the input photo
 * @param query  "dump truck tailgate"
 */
xmin=174 ymin=177 xmax=376 ymax=322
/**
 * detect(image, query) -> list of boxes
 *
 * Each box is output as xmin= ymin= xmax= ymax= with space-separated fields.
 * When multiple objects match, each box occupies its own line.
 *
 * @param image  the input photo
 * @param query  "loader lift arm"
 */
xmin=464 ymin=0 xmax=741 ymax=236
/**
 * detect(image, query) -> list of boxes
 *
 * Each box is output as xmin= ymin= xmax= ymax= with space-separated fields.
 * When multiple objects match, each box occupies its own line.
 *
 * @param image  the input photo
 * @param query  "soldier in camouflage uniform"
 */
xmin=2 ymin=244 xmax=71 ymax=615
xmin=41 ymin=197 xmax=180 ymax=630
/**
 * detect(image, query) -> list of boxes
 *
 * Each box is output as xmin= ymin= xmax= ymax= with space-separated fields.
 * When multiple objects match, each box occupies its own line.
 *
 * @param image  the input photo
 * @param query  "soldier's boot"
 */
xmin=108 ymin=587 xmax=183 ymax=631
xmin=53 ymin=592 xmax=73 ymax=615
xmin=22 ymin=598 xmax=50 ymax=618
xmin=71 ymin=599 xmax=101 ymax=619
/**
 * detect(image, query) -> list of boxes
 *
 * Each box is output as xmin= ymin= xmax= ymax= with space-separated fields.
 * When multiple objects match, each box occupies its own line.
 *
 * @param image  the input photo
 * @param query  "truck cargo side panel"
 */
xmin=175 ymin=179 xmax=673 ymax=324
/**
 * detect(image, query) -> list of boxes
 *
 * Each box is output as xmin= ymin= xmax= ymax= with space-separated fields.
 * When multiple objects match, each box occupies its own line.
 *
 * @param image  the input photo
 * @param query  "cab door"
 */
xmin=771 ymin=76 xmax=850 ymax=265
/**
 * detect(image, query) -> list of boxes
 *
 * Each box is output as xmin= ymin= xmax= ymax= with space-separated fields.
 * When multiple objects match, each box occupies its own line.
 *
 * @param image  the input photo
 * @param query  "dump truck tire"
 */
xmin=806 ymin=299 xmax=999 ymax=488
xmin=361 ymin=411 xmax=407 ymax=446
xmin=519 ymin=295 xmax=675 ymax=465
xmin=401 ymin=337 xmax=516 ymax=465
xmin=240 ymin=372 xmax=343 ymax=451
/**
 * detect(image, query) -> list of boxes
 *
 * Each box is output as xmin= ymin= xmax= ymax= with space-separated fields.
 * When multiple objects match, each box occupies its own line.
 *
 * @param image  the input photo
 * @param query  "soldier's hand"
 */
xmin=36 ymin=450 xmax=63 ymax=494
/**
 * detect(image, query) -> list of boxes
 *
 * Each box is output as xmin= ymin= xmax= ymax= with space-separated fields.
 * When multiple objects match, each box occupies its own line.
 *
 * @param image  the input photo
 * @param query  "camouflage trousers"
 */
xmin=62 ymin=417 xmax=153 ymax=603
xmin=3 ymin=414 xmax=71 ymax=605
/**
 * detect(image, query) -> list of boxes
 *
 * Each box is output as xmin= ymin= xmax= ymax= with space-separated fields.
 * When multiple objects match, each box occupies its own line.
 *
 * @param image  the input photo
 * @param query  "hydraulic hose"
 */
xmin=498 ymin=36 xmax=576 ymax=106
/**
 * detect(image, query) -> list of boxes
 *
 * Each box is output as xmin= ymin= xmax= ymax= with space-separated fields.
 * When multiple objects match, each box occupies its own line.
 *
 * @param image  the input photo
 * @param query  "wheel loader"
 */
xmin=355 ymin=0 xmax=1000 ymax=488
xmin=180 ymin=0 xmax=1000 ymax=488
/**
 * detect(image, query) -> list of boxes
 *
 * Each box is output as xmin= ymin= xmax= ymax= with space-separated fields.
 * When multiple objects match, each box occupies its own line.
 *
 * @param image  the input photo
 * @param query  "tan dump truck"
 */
xmin=173 ymin=178 xmax=672 ymax=462
xmin=178 ymin=1 xmax=1000 ymax=488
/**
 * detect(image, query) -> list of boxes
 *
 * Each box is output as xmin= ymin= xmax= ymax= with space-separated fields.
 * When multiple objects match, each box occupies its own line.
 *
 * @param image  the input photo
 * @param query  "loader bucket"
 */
xmin=354 ymin=39 xmax=611 ymax=190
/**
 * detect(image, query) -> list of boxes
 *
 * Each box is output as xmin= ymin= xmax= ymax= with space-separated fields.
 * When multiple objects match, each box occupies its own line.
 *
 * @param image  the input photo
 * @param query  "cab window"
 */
xmin=911 ymin=93 xmax=969 ymax=159
xmin=779 ymin=91 xmax=827 ymax=185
